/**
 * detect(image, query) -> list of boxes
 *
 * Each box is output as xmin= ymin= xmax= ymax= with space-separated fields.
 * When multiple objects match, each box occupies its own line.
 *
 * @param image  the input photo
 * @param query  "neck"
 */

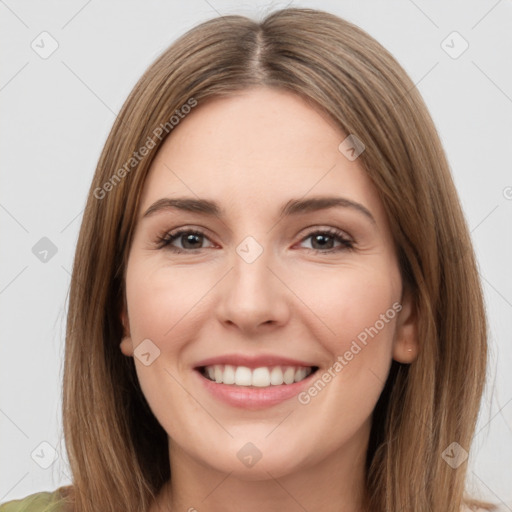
xmin=152 ymin=421 xmax=370 ymax=512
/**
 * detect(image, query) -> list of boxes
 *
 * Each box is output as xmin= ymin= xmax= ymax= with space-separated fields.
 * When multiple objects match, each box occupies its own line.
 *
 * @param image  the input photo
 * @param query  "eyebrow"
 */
xmin=142 ymin=196 xmax=376 ymax=225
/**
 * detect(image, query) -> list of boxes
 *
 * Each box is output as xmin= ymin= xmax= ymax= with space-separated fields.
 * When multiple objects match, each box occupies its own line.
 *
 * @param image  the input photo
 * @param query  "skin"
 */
xmin=120 ymin=87 xmax=419 ymax=512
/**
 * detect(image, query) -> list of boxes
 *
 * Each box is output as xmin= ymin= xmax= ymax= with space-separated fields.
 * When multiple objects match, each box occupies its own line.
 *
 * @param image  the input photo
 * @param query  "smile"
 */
xmin=199 ymin=364 xmax=317 ymax=387
xmin=193 ymin=358 xmax=320 ymax=409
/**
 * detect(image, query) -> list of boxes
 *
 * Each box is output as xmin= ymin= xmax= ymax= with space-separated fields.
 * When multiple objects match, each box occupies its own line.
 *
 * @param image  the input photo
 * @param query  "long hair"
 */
xmin=57 ymin=7 xmax=493 ymax=511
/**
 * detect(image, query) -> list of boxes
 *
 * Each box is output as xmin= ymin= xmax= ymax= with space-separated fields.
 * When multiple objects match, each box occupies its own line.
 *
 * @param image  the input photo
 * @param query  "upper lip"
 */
xmin=194 ymin=353 xmax=318 ymax=369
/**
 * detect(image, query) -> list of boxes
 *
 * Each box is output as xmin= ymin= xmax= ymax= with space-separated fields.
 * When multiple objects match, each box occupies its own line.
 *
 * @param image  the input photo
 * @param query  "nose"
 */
xmin=215 ymin=243 xmax=291 ymax=335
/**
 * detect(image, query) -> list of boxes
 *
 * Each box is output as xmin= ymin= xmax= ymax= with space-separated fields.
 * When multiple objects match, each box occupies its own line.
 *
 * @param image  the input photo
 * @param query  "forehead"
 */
xmin=138 ymin=87 xmax=386 ymax=225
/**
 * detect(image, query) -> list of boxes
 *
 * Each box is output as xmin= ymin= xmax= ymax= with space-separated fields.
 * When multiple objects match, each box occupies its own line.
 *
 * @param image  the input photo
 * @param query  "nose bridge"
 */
xmin=216 ymin=233 xmax=289 ymax=330
xmin=231 ymin=235 xmax=276 ymax=304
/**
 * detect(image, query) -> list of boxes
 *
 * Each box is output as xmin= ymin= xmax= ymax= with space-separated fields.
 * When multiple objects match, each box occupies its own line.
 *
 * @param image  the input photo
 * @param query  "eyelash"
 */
xmin=154 ymin=227 xmax=354 ymax=254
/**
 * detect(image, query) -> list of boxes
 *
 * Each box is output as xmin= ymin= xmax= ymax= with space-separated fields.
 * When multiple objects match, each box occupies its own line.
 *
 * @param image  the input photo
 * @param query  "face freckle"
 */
xmin=120 ymin=86 xmax=416 ymax=483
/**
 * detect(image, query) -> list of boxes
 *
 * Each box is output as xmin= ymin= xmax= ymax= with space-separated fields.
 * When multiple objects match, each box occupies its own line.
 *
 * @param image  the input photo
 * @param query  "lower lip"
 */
xmin=194 ymin=369 xmax=318 ymax=410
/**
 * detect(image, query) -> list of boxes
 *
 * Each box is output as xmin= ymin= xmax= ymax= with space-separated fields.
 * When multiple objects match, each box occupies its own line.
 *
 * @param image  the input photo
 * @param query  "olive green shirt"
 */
xmin=0 ymin=490 xmax=68 ymax=512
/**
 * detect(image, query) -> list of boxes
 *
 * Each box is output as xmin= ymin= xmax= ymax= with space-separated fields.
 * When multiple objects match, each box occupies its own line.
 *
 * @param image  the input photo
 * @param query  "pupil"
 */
xmin=183 ymin=234 xmax=201 ymax=249
xmin=313 ymin=234 xmax=332 ymax=249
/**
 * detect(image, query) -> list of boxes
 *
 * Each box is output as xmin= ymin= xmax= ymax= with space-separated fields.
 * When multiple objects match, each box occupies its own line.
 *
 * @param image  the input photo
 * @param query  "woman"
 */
xmin=0 ymin=7 xmax=502 ymax=512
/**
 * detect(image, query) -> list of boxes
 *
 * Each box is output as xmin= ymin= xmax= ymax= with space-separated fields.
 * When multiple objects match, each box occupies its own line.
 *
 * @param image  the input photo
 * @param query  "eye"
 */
xmin=155 ymin=227 xmax=354 ymax=254
xmin=298 ymin=228 xmax=354 ymax=252
xmin=155 ymin=228 xmax=215 ymax=253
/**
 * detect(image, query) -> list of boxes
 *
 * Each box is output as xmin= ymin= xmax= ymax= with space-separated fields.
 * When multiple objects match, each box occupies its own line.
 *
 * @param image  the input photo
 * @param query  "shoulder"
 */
xmin=0 ymin=489 xmax=70 ymax=512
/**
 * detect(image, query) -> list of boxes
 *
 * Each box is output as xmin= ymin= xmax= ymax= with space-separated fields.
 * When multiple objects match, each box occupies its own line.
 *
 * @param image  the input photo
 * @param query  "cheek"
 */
xmin=290 ymin=262 xmax=400 ymax=355
xmin=124 ymin=262 xmax=209 ymax=426
xmin=125 ymin=261 xmax=206 ymax=347
xmin=297 ymin=266 xmax=400 ymax=410
xmin=288 ymin=262 xmax=400 ymax=422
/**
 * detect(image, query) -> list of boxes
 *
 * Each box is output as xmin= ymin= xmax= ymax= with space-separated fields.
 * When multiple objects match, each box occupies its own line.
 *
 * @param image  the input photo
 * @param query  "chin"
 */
xmin=195 ymin=436 xmax=315 ymax=481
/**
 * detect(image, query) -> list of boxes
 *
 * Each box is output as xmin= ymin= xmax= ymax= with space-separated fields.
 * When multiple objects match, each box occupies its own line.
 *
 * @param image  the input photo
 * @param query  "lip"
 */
xmin=193 ymin=353 xmax=316 ymax=369
xmin=193 ymin=365 xmax=319 ymax=410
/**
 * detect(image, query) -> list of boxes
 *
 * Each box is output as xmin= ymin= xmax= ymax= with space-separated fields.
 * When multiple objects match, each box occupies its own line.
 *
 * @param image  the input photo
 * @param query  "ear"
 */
xmin=392 ymin=286 xmax=419 ymax=364
xmin=119 ymin=301 xmax=134 ymax=357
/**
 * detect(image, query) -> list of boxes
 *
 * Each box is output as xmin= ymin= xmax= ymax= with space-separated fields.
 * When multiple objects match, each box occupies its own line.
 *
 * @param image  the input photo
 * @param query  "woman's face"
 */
xmin=120 ymin=87 xmax=417 ymax=479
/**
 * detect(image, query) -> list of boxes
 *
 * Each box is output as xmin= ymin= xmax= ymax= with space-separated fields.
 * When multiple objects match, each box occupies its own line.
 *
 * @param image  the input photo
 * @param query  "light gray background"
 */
xmin=1 ymin=0 xmax=511 ymax=507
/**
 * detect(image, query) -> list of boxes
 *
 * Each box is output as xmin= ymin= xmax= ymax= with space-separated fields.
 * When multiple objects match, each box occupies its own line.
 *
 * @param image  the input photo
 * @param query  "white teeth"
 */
xmin=202 ymin=364 xmax=314 ymax=387
xmin=283 ymin=367 xmax=295 ymax=384
xmin=294 ymin=367 xmax=307 ymax=383
xmin=252 ymin=367 xmax=270 ymax=387
xmin=269 ymin=366 xmax=284 ymax=385
xmin=223 ymin=364 xmax=236 ymax=384
xmin=234 ymin=366 xmax=252 ymax=386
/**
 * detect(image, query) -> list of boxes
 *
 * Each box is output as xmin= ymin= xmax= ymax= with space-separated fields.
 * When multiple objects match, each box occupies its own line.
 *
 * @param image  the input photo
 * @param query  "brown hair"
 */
xmin=57 ymin=7 xmax=495 ymax=512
